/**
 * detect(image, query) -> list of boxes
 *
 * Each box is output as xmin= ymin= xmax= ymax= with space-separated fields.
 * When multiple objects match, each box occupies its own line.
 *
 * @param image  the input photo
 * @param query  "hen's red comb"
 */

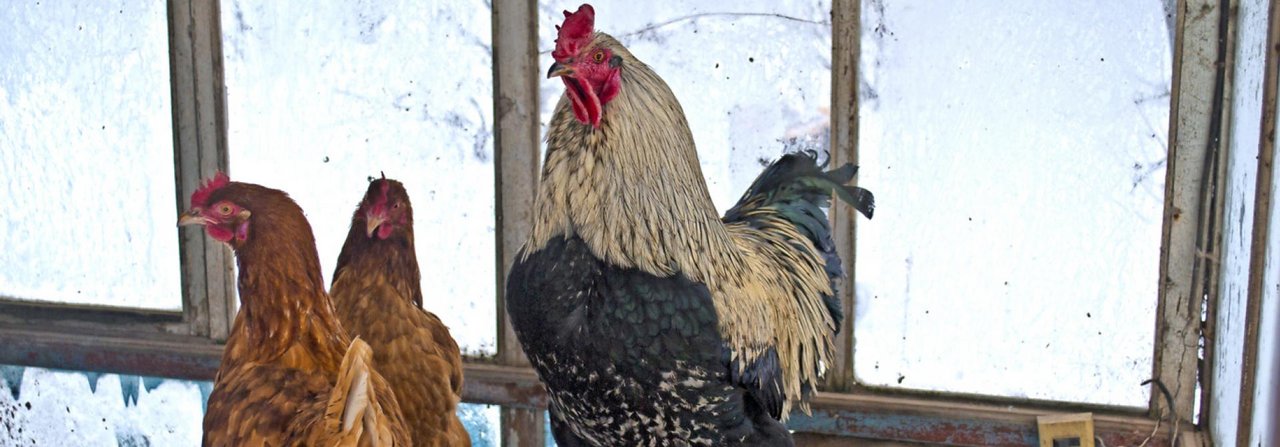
xmin=190 ymin=172 xmax=230 ymax=207
xmin=552 ymin=4 xmax=595 ymax=61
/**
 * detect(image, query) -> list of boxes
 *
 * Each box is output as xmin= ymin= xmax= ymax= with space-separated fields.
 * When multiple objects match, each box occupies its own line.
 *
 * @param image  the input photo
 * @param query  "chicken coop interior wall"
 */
xmin=1211 ymin=0 xmax=1268 ymax=442
xmin=1 ymin=0 xmax=1279 ymax=445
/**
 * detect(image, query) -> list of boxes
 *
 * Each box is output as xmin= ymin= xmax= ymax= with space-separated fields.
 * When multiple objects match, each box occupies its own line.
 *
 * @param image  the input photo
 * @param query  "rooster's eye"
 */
xmin=219 ymin=205 xmax=232 ymax=215
xmin=593 ymin=51 xmax=605 ymax=63
xmin=393 ymin=202 xmax=401 ymax=209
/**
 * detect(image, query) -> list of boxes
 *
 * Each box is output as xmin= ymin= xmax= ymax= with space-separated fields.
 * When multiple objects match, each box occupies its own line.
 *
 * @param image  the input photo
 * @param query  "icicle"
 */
xmin=84 ymin=371 xmax=104 ymax=394
xmin=119 ymin=375 xmax=141 ymax=407
xmin=0 ymin=365 xmax=25 ymax=401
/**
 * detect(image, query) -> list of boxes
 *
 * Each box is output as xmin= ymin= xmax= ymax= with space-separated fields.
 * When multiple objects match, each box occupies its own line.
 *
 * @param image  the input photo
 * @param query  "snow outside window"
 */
xmin=0 ymin=1 xmax=180 ymax=310
xmin=854 ymin=0 xmax=1171 ymax=407
xmin=0 ymin=364 xmax=503 ymax=446
xmin=220 ymin=0 xmax=497 ymax=355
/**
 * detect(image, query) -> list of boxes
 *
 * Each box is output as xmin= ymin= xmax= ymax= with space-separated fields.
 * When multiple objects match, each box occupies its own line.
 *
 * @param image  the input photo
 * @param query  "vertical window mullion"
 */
xmin=827 ymin=0 xmax=861 ymax=393
xmin=1157 ymin=0 xmax=1229 ymax=423
xmin=169 ymin=0 xmax=235 ymax=341
xmin=492 ymin=0 xmax=546 ymax=443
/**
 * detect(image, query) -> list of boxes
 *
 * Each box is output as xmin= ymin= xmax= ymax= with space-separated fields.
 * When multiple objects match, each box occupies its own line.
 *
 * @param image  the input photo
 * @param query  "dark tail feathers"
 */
xmin=725 ymin=151 xmax=875 ymax=222
xmin=723 ymin=151 xmax=876 ymax=333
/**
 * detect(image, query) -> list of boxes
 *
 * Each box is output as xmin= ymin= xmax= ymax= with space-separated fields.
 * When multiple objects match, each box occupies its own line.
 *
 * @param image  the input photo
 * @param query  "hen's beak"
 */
xmin=547 ymin=61 xmax=575 ymax=79
xmin=178 ymin=209 xmax=207 ymax=227
xmin=366 ymin=213 xmax=386 ymax=238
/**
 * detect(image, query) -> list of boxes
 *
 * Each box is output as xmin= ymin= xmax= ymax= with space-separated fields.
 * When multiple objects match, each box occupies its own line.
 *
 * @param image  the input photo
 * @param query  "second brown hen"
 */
xmin=331 ymin=176 xmax=470 ymax=446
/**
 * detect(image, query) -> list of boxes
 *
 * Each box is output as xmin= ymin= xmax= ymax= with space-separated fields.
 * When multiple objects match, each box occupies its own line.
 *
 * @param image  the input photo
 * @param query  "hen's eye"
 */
xmin=219 ymin=204 xmax=232 ymax=215
xmin=393 ymin=202 xmax=401 ymax=209
xmin=593 ymin=51 xmax=605 ymax=63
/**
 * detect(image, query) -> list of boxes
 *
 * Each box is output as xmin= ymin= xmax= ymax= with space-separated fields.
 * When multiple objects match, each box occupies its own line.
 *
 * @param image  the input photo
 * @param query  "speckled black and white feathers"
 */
xmin=514 ymin=14 xmax=875 ymax=445
xmin=507 ymin=236 xmax=793 ymax=446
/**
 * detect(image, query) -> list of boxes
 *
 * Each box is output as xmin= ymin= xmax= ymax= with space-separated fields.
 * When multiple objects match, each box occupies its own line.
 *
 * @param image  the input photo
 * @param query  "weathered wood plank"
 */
xmin=167 ymin=0 xmax=235 ymax=341
xmin=826 ymin=0 xmax=861 ymax=393
xmin=492 ymin=0 xmax=546 ymax=444
xmin=1155 ymin=0 xmax=1228 ymax=422
xmin=1236 ymin=0 xmax=1280 ymax=442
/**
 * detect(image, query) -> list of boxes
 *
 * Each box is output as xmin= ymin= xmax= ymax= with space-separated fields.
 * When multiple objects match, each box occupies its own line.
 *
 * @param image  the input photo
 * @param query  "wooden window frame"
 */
xmin=0 ymin=0 xmax=1275 ymax=445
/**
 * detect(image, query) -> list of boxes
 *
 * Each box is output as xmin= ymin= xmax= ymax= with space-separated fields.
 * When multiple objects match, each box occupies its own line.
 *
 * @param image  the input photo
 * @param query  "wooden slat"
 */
xmin=826 ymin=0 xmax=861 ymax=393
xmin=1154 ymin=0 xmax=1228 ymax=422
xmin=0 ymin=300 xmax=184 ymax=335
xmin=1236 ymin=0 xmax=1280 ymax=442
xmin=0 ymin=325 xmax=223 ymax=382
xmin=491 ymin=0 xmax=545 ymax=444
xmin=492 ymin=0 xmax=541 ymax=370
xmin=1194 ymin=0 xmax=1241 ymax=430
xmin=789 ymin=392 xmax=1172 ymax=447
xmin=168 ymin=0 xmax=235 ymax=341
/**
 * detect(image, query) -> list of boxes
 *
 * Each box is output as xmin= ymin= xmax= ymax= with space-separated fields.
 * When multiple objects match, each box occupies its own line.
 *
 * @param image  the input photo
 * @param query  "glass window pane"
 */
xmin=537 ymin=0 xmax=833 ymax=213
xmin=220 ymin=1 xmax=496 ymax=355
xmin=0 ymin=365 xmax=205 ymax=445
xmin=459 ymin=403 xmax=502 ymax=446
xmin=854 ymin=1 xmax=1171 ymax=407
xmin=0 ymin=1 xmax=179 ymax=310
xmin=0 ymin=365 xmax=504 ymax=446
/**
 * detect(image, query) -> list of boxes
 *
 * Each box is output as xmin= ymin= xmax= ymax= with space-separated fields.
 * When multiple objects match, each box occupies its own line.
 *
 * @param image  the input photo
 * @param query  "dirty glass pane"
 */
xmin=537 ymin=0 xmax=833 ymax=213
xmin=0 ymin=364 xmax=503 ymax=446
xmin=854 ymin=1 xmax=1171 ymax=407
xmin=0 ymin=1 xmax=179 ymax=310
xmin=461 ymin=404 xmax=502 ymax=446
xmin=0 ymin=365 xmax=206 ymax=445
xmin=220 ymin=0 xmax=496 ymax=355
xmin=1212 ymin=0 xmax=1268 ymax=441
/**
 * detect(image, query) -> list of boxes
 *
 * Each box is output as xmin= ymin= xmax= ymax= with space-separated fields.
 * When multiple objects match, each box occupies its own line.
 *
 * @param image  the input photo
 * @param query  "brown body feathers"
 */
xmin=181 ymin=179 xmax=411 ymax=447
xmin=331 ymin=178 xmax=470 ymax=446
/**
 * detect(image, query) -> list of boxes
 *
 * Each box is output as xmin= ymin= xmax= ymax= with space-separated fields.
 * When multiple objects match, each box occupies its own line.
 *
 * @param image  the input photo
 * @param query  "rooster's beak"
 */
xmin=178 ymin=209 xmax=207 ymax=227
xmin=547 ymin=61 xmax=574 ymax=79
xmin=366 ymin=214 xmax=386 ymax=238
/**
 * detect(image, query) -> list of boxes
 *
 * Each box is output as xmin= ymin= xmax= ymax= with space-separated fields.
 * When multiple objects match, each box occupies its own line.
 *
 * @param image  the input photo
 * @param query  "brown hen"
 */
xmin=330 ymin=176 xmax=470 ymax=447
xmin=179 ymin=173 xmax=411 ymax=447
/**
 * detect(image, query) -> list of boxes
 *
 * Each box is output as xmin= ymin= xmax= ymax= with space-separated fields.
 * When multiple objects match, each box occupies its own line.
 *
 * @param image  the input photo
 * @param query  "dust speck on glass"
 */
xmin=220 ymin=0 xmax=497 ymax=355
xmin=0 ymin=1 xmax=179 ymax=310
xmin=854 ymin=0 xmax=1171 ymax=407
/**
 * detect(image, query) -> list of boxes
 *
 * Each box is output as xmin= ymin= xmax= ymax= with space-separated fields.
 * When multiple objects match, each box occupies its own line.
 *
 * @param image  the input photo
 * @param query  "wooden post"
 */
xmin=168 ymin=0 xmax=235 ymax=341
xmin=492 ymin=0 xmax=545 ymax=444
xmin=826 ymin=0 xmax=861 ymax=392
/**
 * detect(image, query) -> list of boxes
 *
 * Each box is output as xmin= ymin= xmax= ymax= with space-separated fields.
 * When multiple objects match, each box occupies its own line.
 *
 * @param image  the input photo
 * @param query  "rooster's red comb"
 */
xmin=190 ymin=172 xmax=230 ymax=207
xmin=552 ymin=4 xmax=595 ymax=61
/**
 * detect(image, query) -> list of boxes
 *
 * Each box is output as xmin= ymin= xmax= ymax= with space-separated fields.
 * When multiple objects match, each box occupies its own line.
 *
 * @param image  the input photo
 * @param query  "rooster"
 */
xmin=330 ymin=176 xmax=471 ymax=446
xmin=179 ymin=174 xmax=411 ymax=446
xmin=505 ymin=4 xmax=875 ymax=446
